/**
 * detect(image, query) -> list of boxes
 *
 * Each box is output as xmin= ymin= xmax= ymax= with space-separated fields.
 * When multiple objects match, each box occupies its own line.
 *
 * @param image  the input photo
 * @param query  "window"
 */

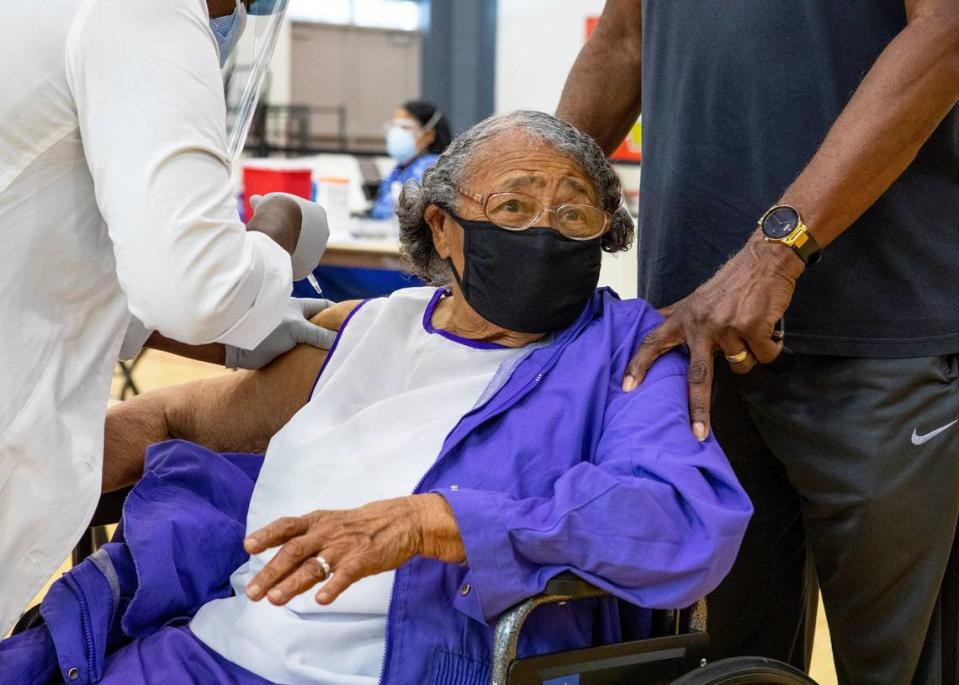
xmin=287 ymin=0 xmax=421 ymax=31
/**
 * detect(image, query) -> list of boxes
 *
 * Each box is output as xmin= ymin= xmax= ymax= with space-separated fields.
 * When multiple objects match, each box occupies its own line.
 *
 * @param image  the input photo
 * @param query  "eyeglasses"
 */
xmin=455 ymin=187 xmax=611 ymax=241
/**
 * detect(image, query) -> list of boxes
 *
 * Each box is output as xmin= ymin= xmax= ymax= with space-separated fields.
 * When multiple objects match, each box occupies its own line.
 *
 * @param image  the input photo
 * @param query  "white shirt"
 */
xmin=0 ymin=0 xmax=292 ymax=632
xmin=191 ymin=288 xmax=525 ymax=685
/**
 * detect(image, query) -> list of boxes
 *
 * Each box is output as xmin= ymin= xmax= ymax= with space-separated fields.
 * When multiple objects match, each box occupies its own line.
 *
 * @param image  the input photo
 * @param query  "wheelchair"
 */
xmin=16 ymin=488 xmax=819 ymax=685
xmin=494 ymin=572 xmax=817 ymax=685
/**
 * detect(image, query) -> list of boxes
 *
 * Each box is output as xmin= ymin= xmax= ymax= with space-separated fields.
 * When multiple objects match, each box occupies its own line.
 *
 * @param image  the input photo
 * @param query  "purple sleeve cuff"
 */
xmin=433 ymin=487 xmax=534 ymax=625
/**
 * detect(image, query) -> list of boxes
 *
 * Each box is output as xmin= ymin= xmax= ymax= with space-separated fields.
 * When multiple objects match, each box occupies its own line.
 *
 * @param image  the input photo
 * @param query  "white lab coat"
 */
xmin=0 ymin=0 xmax=293 ymax=632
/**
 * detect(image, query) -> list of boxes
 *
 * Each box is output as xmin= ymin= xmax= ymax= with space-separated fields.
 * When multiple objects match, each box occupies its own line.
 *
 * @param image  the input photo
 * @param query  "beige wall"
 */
xmin=289 ymin=22 xmax=421 ymax=144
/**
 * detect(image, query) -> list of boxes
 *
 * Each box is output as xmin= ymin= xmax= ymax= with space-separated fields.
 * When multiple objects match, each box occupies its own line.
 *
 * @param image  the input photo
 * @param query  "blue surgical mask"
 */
xmin=386 ymin=127 xmax=418 ymax=164
xmin=210 ymin=1 xmax=248 ymax=68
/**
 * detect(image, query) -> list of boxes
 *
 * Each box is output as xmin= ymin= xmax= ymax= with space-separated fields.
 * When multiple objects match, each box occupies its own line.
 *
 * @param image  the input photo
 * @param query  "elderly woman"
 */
xmin=1 ymin=111 xmax=751 ymax=685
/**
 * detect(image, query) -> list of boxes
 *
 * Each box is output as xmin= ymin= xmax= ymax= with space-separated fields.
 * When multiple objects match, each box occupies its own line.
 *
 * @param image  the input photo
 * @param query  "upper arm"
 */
xmin=112 ymin=300 xmax=364 ymax=455
xmin=311 ymin=299 xmax=363 ymax=331
xmin=168 ymin=351 xmax=327 ymax=454
xmin=597 ymin=368 xmax=751 ymax=538
xmin=594 ymin=0 xmax=643 ymax=49
xmin=558 ymin=0 xmax=643 ymax=151
xmin=165 ymin=300 xmax=365 ymax=451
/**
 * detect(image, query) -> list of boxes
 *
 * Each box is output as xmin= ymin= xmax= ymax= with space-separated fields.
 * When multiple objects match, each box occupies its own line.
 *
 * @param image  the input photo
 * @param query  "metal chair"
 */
xmin=115 ymin=351 xmax=144 ymax=400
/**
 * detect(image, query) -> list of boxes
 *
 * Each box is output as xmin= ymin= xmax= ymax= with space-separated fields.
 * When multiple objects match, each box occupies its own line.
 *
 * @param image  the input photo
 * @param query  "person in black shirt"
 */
xmin=558 ymin=1 xmax=959 ymax=683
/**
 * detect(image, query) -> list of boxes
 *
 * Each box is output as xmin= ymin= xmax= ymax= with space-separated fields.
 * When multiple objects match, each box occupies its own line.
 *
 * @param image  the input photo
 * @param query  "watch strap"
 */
xmin=791 ymin=227 xmax=822 ymax=265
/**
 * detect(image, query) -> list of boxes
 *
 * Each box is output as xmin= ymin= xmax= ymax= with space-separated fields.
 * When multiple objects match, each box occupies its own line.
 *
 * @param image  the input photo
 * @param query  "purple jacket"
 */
xmin=0 ymin=289 xmax=751 ymax=685
xmin=0 ymin=443 xmax=265 ymax=684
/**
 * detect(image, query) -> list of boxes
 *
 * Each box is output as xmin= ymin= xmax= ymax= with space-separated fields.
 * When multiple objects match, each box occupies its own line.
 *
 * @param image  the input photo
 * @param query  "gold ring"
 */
xmin=725 ymin=349 xmax=749 ymax=364
xmin=315 ymin=555 xmax=332 ymax=578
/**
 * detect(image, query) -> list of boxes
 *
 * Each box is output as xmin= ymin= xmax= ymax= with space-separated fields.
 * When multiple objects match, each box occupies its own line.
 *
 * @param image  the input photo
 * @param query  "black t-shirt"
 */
xmin=638 ymin=0 xmax=959 ymax=357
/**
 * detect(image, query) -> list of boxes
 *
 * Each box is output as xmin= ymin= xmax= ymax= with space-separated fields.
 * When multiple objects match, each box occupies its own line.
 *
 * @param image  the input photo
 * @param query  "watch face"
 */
xmin=763 ymin=206 xmax=800 ymax=240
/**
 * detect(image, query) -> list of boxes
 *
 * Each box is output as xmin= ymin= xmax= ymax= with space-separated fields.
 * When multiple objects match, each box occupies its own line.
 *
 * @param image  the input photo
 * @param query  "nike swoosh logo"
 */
xmin=911 ymin=419 xmax=959 ymax=446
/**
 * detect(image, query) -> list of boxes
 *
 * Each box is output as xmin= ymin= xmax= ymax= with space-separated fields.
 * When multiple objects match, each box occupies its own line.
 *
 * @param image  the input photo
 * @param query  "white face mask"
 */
xmin=210 ymin=0 xmax=249 ymax=68
xmin=386 ymin=127 xmax=418 ymax=164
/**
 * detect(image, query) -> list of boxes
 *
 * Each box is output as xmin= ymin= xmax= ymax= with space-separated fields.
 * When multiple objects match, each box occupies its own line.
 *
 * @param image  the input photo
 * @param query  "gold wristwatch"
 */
xmin=758 ymin=205 xmax=822 ymax=265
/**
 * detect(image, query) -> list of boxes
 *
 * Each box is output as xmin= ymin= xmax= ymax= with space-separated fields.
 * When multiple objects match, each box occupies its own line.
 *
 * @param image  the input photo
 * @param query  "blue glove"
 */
xmin=225 ymin=297 xmax=337 ymax=370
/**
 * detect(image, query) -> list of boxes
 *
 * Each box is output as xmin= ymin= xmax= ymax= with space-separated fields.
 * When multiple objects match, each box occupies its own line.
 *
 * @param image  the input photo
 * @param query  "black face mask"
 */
xmin=445 ymin=212 xmax=602 ymax=334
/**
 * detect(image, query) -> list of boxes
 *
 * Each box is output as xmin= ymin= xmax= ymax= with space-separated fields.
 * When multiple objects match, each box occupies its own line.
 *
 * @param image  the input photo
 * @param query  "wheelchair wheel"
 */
xmin=670 ymin=657 xmax=818 ymax=685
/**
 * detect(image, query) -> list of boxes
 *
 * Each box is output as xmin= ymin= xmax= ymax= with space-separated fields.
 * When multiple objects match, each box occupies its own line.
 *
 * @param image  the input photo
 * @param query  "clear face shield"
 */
xmin=215 ymin=0 xmax=290 ymax=162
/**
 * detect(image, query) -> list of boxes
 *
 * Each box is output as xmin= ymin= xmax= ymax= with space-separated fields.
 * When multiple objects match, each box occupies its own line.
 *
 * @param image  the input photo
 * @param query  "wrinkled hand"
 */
xmin=244 ymin=494 xmax=465 ymax=606
xmin=623 ymin=234 xmax=805 ymax=440
xmin=225 ymin=297 xmax=337 ymax=369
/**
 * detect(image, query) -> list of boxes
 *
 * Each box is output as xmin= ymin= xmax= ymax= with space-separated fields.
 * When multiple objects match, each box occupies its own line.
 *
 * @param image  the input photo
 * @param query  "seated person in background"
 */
xmin=5 ymin=111 xmax=752 ymax=685
xmin=370 ymin=100 xmax=452 ymax=219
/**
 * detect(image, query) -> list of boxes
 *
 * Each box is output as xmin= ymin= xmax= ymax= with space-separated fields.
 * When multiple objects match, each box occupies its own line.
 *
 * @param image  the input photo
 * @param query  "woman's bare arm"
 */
xmin=103 ymin=300 xmax=361 ymax=491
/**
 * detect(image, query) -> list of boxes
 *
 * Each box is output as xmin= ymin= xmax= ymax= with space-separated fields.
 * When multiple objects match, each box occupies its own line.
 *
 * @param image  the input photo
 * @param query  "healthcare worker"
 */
xmin=0 ymin=0 xmax=332 ymax=633
xmin=370 ymin=101 xmax=451 ymax=219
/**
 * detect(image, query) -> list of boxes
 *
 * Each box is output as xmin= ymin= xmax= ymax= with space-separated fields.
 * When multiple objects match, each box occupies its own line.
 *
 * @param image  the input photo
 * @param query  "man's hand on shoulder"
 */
xmin=623 ymin=232 xmax=802 ymax=441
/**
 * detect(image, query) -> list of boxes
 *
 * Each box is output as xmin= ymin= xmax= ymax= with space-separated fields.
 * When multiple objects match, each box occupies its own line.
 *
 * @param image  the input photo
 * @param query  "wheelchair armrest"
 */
xmin=490 ymin=573 xmax=708 ymax=685
xmin=540 ymin=571 xmax=608 ymax=600
xmin=491 ymin=572 xmax=609 ymax=685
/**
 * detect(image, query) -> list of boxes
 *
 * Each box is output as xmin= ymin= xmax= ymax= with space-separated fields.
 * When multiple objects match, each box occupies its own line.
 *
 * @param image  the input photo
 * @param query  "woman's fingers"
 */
xmin=246 ymin=530 xmax=323 ymax=601
xmin=242 ymin=500 xmax=426 ymax=607
xmin=265 ymin=552 xmax=338 ymax=606
xmin=252 ymin=548 xmax=371 ymax=607
xmin=245 ymin=516 xmax=311 ymax=554
xmin=315 ymin=558 xmax=365 ymax=605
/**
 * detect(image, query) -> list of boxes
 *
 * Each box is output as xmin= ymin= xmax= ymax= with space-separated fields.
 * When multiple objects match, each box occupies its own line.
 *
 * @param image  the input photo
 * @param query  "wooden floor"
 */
xmin=35 ymin=351 xmax=839 ymax=683
xmin=810 ymin=608 xmax=836 ymax=684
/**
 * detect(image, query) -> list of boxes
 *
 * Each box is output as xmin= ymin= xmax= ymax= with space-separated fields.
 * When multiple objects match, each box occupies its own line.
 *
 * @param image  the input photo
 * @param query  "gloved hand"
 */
xmin=250 ymin=193 xmax=330 ymax=281
xmin=225 ymin=297 xmax=337 ymax=370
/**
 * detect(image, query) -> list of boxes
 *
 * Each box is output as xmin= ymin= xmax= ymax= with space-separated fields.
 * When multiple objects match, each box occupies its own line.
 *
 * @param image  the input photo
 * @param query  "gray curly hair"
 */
xmin=395 ymin=110 xmax=635 ymax=284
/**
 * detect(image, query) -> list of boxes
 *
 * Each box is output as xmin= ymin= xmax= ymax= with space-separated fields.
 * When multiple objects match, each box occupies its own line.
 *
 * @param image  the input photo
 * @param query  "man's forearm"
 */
xmin=778 ymin=1 xmax=958 ymax=249
xmin=556 ymin=0 xmax=644 ymax=154
xmin=145 ymin=331 xmax=226 ymax=366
